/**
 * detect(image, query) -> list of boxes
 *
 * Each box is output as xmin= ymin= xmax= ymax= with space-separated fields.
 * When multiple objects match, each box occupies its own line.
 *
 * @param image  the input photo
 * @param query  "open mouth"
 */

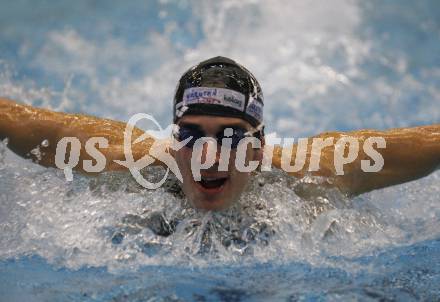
xmin=197 ymin=176 xmax=228 ymax=190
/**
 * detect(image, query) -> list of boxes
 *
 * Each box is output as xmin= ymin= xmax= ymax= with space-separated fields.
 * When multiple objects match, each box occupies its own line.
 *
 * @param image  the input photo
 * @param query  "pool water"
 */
xmin=1 ymin=0 xmax=439 ymax=301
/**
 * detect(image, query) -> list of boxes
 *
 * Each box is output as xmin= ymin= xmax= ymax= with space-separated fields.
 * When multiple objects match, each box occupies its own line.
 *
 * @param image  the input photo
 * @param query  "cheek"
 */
xmin=229 ymin=151 xmax=252 ymax=178
xmin=175 ymin=149 xmax=193 ymax=175
xmin=229 ymin=146 xmax=259 ymax=171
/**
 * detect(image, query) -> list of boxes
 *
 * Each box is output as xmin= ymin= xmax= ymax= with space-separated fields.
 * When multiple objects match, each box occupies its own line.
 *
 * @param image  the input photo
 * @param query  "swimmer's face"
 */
xmin=172 ymin=115 xmax=264 ymax=211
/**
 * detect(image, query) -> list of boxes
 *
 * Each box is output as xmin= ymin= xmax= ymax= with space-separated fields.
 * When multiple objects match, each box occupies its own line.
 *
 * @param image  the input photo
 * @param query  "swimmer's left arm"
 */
xmin=272 ymin=124 xmax=440 ymax=196
xmin=331 ymin=125 xmax=440 ymax=195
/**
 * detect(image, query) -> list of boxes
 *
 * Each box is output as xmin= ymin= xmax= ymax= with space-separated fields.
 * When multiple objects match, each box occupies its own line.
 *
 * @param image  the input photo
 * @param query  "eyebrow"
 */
xmin=178 ymin=122 xmax=202 ymax=131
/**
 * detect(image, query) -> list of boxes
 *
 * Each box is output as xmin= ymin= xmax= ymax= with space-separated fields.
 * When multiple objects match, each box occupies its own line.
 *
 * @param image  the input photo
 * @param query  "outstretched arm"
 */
xmin=272 ymin=125 xmax=440 ymax=196
xmin=0 ymin=98 xmax=164 ymax=174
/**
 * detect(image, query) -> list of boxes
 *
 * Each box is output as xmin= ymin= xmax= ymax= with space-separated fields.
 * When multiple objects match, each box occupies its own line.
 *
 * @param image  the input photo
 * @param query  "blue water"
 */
xmin=1 ymin=0 xmax=440 ymax=301
xmin=2 ymin=238 xmax=440 ymax=301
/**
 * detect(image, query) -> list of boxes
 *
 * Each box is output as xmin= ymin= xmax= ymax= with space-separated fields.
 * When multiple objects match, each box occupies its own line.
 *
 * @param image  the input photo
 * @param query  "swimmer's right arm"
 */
xmin=0 ymin=98 xmax=166 ymax=174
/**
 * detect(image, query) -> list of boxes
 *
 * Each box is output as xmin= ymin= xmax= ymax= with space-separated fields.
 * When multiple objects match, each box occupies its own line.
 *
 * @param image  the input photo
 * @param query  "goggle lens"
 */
xmin=174 ymin=125 xmax=260 ymax=149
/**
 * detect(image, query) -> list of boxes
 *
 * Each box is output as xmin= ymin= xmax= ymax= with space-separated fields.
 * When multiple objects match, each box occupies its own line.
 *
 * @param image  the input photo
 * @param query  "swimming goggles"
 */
xmin=173 ymin=123 xmax=263 ymax=149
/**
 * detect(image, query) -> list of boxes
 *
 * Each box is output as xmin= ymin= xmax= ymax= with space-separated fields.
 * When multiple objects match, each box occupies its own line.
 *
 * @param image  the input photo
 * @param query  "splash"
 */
xmin=0 ymin=1 xmax=439 ymax=299
xmin=1 ymin=142 xmax=439 ymax=273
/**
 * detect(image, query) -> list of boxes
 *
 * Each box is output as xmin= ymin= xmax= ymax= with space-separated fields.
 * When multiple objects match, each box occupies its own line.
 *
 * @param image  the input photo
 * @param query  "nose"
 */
xmin=200 ymin=138 xmax=221 ymax=166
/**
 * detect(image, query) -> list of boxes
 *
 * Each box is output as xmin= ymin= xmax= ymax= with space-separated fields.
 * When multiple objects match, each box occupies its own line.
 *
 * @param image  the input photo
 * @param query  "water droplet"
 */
xmin=30 ymin=146 xmax=42 ymax=161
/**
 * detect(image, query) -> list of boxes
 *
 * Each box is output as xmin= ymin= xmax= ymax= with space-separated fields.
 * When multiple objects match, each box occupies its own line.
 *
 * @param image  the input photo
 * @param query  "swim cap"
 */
xmin=173 ymin=56 xmax=264 ymax=127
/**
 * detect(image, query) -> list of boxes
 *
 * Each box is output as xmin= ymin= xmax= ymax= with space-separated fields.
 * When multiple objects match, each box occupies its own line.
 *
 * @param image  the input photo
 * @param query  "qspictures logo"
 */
xmin=54 ymin=113 xmax=386 ymax=188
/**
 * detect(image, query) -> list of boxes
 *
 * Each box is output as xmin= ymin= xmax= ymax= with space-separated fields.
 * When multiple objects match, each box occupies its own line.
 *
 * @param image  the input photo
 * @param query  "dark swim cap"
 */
xmin=173 ymin=56 xmax=264 ymax=127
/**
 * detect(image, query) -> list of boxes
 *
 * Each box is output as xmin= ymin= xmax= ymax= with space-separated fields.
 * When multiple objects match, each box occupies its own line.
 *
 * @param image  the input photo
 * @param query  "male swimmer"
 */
xmin=0 ymin=56 xmax=439 ymax=211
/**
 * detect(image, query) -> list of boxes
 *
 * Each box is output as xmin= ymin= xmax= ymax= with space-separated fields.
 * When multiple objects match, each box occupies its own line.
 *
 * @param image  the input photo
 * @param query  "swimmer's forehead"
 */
xmin=177 ymin=115 xmax=253 ymax=131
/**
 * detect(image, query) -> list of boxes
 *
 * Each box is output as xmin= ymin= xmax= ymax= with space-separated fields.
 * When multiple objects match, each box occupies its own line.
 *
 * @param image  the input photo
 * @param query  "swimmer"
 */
xmin=1 ymin=56 xmax=439 ymax=211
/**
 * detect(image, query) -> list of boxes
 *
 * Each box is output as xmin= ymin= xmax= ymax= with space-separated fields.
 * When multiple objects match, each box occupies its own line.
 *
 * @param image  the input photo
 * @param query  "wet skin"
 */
xmin=171 ymin=115 xmax=264 ymax=211
xmin=1 ymin=98 xmax=439 ymax=206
